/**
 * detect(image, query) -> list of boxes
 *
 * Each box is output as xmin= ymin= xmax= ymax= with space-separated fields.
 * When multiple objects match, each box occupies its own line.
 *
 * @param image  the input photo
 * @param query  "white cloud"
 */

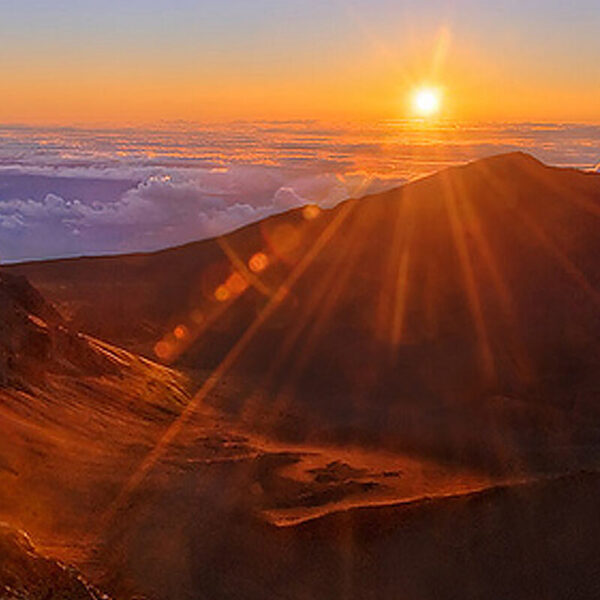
xmin=0 ymin=166 xmax=405 ymax=262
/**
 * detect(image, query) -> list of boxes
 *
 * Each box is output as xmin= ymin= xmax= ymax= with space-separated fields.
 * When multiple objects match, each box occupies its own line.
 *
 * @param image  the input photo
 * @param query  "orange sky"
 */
xmin=1 ymin=1 xmax=599 ymax=125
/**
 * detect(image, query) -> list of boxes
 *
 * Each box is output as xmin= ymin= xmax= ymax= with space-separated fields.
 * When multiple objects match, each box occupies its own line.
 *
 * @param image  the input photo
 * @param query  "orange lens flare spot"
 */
xmin=267 ymin=223 xmax=301 ymax=260
xmin=226 ymin=271 xmax=249 ymax=295
xmin=154 ymin=340 xmax=173 ymax=360
xmin=215 ymin=272 xmax=248 ymax=301
xmin=302 ymin=204 xmax=321 ymax=220
xmin=214 ymin=285 xmax=230 ymax=302
xmin=248 ymin=252 xmax=269 ymax=273
xmin=173 ymin=324 xmax=189 ymax=340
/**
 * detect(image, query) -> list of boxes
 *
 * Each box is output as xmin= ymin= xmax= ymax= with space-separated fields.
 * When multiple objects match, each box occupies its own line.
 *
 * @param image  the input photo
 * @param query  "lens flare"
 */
xmin=248 ymin=252 xmax=269 ymax=273
xmin=226 ymin=272 xmax=249 ymax=295
xmin=214 ymin=285 xmax=230 ymax=302
xmin=154 ymin=340 xmax=173 ymax=360
xmin=173 ymin=325 xmax=189 ymax=340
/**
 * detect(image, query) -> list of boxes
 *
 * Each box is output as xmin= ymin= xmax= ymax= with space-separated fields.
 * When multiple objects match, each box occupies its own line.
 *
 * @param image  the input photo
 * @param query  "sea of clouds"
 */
xmin=0 ymin=121 xmax=598 ymax=262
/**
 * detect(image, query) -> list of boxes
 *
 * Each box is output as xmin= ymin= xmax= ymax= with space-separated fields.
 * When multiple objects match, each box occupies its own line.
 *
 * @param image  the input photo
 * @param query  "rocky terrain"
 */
xmin=0 ymin=274 xmax=189 ymax=598
xmin=0 ymin=523 xmax=108 ymax=600
xmin=0 ymin=272 xmax=118 ymax=388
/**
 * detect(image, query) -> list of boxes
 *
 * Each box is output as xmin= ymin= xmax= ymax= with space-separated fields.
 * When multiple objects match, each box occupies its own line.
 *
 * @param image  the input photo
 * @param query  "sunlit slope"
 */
xmin=0 ymin=273 xmax=190 ymax=592
xmin=0 ymin=274 xmax=496 ymax=600
xmin=9 ymin=152 xmax=600 ymax=471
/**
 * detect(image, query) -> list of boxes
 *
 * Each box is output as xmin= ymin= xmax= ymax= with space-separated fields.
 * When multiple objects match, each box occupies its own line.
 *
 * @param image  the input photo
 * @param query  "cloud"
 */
xmin=0 ymin=120 xmax=597 ymax=262
xmin=0 ymin=166 xmax=405 ymax=262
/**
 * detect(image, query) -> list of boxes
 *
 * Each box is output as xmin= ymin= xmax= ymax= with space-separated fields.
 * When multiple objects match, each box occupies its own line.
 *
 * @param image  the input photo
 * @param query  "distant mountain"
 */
xmin=7 ymin=152 xmax=600 ymax=473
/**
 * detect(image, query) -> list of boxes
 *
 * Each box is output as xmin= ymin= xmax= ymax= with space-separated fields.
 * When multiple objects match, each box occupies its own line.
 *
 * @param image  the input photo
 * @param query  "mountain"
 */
xmin=0 ymin=274 xmax=190 ymax=599
xmin=0 ymin=272 xmax=120 ymax=388
xmin=9 ymin=152 xmax=600 ymax=472
xmin=2 ymin=153 xmax=600 ymax=599
xmin=0 ymin=523 xmax=109 ymax=600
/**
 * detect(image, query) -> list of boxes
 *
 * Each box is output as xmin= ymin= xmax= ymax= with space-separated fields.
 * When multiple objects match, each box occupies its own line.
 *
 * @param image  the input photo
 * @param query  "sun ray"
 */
xmin=453 ymin=170 xmax=534 ymax=383
xmin=286 ymin=211 xmax=369 ymax=380
xmin=256 ymin=200 xmax=381 ymax=428
xmin=98 ymin=202 xmax=356 ymax=531
xmin=217 ymin=236 xmax=274 ymax=298
xmin=375 ymin=190 xmax=415 ymax=351
xmin=440 ymin=171 xmax=496 ymax=384
xmin=238 ymin=206 xmax=361 ymax=429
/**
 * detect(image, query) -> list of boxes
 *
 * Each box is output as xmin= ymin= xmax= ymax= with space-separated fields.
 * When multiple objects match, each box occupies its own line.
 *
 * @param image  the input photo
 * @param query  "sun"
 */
xmin=411 ymin=87 xmax=442 ymax=117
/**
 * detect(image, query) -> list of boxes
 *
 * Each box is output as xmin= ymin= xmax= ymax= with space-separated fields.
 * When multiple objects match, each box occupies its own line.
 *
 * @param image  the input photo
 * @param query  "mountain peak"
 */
xmin=451 ymin=151 xmax=549 ymax=178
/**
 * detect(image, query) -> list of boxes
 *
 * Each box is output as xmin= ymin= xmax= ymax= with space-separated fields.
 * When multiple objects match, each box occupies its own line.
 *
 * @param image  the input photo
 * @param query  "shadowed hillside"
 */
xmin=0 ymin=272 xmax=119 ymax=388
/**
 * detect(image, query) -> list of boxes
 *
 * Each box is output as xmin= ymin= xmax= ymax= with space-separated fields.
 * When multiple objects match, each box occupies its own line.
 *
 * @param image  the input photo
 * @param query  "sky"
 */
xmin=1 ymin=0 xmax=599 ymax=124
xmin=0 ymin=1 xmax=599 ymax=262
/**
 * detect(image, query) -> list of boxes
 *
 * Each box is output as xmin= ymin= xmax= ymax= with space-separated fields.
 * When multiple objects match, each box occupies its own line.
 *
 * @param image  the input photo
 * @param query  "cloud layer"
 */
xmin=0 ymin=165 xmax=402 ymax=261
xmin=0 ymin=121 xmax=598 ymax=262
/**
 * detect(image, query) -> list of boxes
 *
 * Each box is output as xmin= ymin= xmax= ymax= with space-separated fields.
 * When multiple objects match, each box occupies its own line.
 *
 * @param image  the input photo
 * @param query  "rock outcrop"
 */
xmin=0 ymin=273 xmax=117 ymax=388
xmin=0 ymin=523 xmax=110 ymax=600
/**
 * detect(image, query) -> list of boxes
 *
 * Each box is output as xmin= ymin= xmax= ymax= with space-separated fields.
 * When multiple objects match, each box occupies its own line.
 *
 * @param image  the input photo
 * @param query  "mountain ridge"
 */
xmin=3 ymin=150 xmax=581 ymax=269
xmin=1 ymin=152 xmax=600 ymax=598
xmin=4 ymin=151 xmax=600 ymax=473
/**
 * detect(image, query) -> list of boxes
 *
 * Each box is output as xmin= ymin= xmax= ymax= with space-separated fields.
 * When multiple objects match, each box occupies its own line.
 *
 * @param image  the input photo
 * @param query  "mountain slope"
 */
xmin=0 ymin=272 xmax=121 ymax=389
xmin=0 ymin=523 xmax=109 ymax=600
xmin=0 ymin=274 xmax=191 ymax=599
xmin=8 ymin=152 xmax=600 ymax=473
xmin=2 ymin=153 xmax=600 ymax=599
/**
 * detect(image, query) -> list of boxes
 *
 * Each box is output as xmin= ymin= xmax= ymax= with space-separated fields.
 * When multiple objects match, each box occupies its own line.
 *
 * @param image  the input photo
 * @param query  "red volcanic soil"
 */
xmin=1 ymin=153 xmax=600 ymax=599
